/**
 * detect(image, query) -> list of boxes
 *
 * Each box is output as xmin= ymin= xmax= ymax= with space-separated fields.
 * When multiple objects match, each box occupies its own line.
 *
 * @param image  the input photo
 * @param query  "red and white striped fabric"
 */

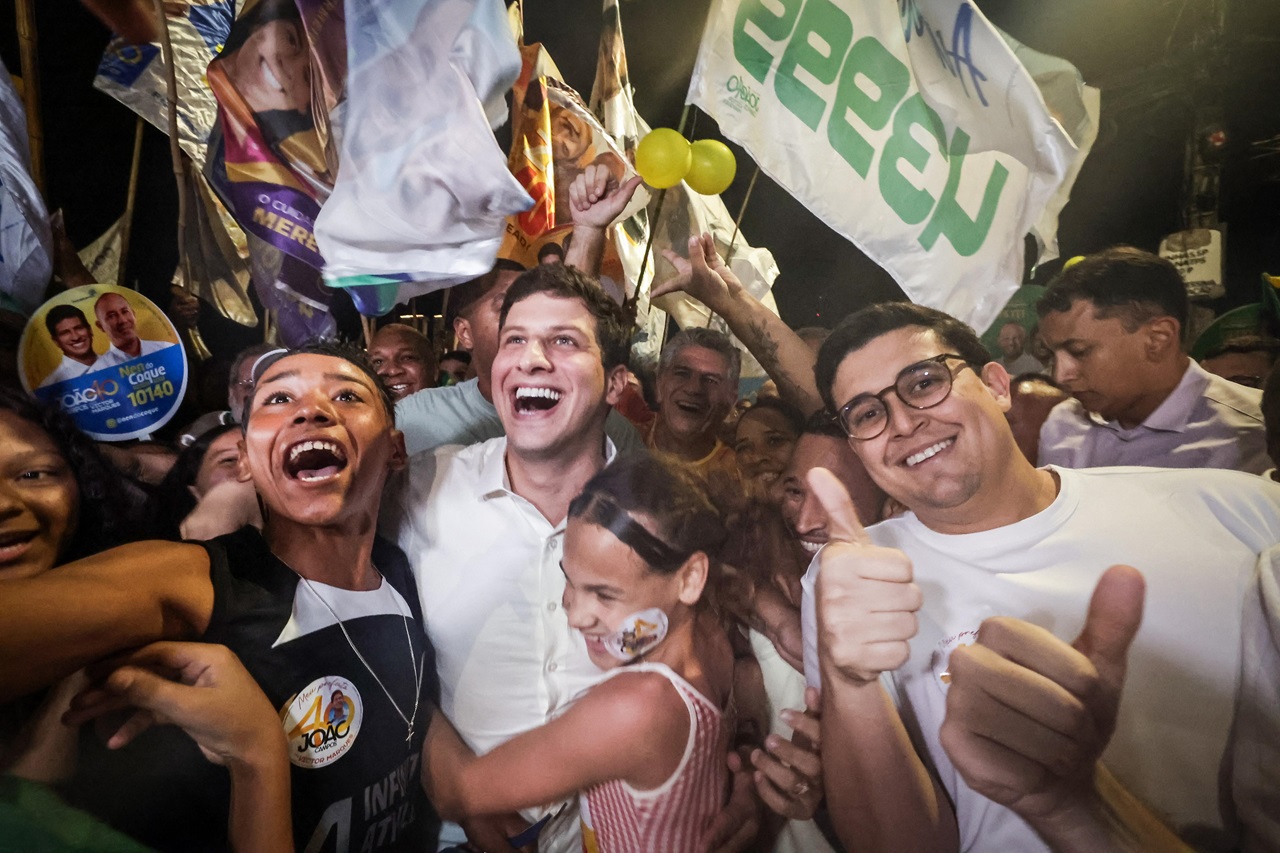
xmin=579 ymin=662 xmax=732 ymax=853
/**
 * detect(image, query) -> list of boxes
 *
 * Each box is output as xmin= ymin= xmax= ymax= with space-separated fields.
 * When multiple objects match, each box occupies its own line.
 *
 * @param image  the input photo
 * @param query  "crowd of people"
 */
xmin=4 ymin=38 xmax=1280 ymax=849
xmin=4 ymin=190 xmax=1280 ymax=852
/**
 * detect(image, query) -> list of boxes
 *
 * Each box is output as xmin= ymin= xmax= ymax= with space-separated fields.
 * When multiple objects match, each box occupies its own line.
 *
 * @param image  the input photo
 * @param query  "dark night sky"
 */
xmin=3 ymin=0 xmax=1279 ymax=351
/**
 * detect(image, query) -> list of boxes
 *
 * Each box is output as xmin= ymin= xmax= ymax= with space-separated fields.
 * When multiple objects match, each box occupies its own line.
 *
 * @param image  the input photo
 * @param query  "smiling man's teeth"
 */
xmin=799 ymin=540 xmax=823 ymax=553
xmin=289 ymin=439 xmax=343 ymax=462
xmin=905 ymin=439 xmax=954 ymax=467
xmin=515 ymin=387 xmax=562 ymax=401
xmin=261 ymin=59 xmax=284 ymax=93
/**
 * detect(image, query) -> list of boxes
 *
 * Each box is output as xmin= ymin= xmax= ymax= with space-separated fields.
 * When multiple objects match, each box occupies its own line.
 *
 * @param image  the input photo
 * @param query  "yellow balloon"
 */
xmin=636 ymin=129 xmax=691 ymax=189
xmin=685 ymin=139 xmax=737 ymax=195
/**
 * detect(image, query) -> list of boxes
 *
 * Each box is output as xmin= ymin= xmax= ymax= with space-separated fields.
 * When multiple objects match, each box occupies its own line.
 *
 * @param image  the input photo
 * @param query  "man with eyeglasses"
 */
xmin=801 ymin=302 xmax=1280 ymax=852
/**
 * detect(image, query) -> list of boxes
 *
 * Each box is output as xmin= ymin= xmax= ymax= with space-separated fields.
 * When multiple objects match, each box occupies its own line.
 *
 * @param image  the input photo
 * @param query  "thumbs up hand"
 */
xmin=938 ymin=565 xmax=1146 ymax=828
xmin=811 ymin=468 xmax=923 ymax=685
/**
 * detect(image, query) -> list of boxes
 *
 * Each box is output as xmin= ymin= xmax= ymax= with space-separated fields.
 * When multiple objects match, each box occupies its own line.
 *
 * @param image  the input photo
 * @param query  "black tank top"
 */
xmin=63 ymin=527 xmax=440 ymax=852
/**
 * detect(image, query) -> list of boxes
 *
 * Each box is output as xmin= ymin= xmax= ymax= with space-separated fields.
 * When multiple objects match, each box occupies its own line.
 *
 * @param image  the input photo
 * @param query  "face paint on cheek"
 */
xmin=601 ymin=608 xmax=669 ymax=662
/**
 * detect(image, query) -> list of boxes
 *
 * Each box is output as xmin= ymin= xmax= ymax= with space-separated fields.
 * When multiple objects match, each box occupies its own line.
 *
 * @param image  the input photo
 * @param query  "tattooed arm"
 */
xmin=655 ymin=234 xmax=824 ymax=414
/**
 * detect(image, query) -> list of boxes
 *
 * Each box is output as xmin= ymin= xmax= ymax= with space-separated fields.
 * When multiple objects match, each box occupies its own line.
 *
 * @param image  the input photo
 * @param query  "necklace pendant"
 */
xmin=405 ymin=725 xmax=415 ymax=744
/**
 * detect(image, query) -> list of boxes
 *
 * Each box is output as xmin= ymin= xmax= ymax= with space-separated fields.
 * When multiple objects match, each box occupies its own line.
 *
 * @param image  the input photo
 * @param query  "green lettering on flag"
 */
xmin=774 ymin=0 xmax=852 ymax=130
xmin=919 ymin=127 xmax=1009 ymax=256
xmin=879 ymin=93 xmax=946 ymax=225
xmin=733 ymin=0 xmax=803 ymax=84
xmin=828 ymin=36 xmax=909 ymax=178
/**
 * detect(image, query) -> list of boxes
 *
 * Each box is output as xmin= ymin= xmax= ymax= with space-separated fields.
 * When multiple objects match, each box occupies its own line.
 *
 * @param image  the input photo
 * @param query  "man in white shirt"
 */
xmin=1036 ymin=247 xmax=1267 ymax=473
xmin=802 ymin=301 xmax=1280 ymax=852
xmin=92 ymin=292 xmax=173 ymax=368
xmin=384 ymin=264 xmax=756 ymax=852
xmin=38 ymin=304 xmax=99 ymax=387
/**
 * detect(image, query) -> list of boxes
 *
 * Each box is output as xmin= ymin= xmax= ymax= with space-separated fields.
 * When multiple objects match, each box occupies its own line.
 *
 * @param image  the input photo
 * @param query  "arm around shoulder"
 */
xmin=424 ymin=670 xmax=690 ymax=821
xmin=0 ymin=541 xmax=214 ymax=701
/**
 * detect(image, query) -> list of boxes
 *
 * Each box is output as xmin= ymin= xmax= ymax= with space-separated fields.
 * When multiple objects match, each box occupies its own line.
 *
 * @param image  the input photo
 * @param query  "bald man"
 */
xmin=368 ymin=323 xmax=435 ymax=401
xmin=95 ymin=292 xmax=174 ymax=368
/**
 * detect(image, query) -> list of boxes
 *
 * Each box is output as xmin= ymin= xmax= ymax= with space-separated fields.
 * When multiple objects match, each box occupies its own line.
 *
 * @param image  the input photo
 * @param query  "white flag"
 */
xmin=997 ymin=29 xmax=1099 ymax=266
xmin=688 ymin=0 xmax=1081 ymax=332
xmin=592 ymin=0 xmax=780 ymax=376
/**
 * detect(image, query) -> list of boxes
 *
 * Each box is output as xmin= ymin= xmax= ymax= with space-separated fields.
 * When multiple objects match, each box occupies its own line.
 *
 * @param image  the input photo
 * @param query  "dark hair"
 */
xmin=439 ymin=349 xmax=471 ymax=365
xmin=153 ymin=423 xmax=240 ymax=539
xmin=569 ymin=452 xmax=727 ymax=575
xmin=537 ymin=242 xmax=564 ymax=262
xmin=230 ymin=342 xmax=280 ymax=382
xmin=815 ymin=302 xmax=993 ymax=413
xmin=246 ymin=340 xmax=395 ymax=425
xmin=445 ymin=260 xmax=528 ymax=326
xmin=737 ymin=396 xmax=804 ymax=438
xmin=499 ymin=264 xmax=631 ymax=372
xmin=44 ymin=305 xmax=90 ymax=339
xmin=660 ymin=328 xmax=741 ymax=388
xmin=0 ymin=385 xmax=150 ymax=560
xmin=1036 ymin=247 xmax=1188 ymax=330
xmin=800 ymin=408 xmax=847 ymax=440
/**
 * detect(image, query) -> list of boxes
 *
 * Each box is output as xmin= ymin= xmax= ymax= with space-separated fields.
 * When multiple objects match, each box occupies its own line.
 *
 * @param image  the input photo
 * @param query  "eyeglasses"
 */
xmin=837 ymin=354 xmax=973 ymax=440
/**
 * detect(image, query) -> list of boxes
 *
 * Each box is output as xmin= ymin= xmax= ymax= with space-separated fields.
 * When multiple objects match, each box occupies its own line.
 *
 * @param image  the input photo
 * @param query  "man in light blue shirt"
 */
xmin=1036 ymin=247 xmax=1267 ymax=473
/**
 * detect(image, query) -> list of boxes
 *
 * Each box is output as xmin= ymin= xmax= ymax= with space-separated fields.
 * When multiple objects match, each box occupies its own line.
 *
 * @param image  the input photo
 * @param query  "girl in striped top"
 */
xmin=425 ymin=452 xmax=737 ymax=852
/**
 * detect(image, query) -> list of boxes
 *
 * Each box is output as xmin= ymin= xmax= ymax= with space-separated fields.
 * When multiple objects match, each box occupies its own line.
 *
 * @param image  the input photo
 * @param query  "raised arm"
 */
xmin=0 ymin=541 xmax=214 ymax=702
xmin=422 ymin=670 xmax=688 ymax=822
xmin=655 ymin=234 xmax=823 ymax=414
xmin=808 ymin=469 xmax=959 ymax=853
xmin=564 ymin=164 xmax=643 ymax=278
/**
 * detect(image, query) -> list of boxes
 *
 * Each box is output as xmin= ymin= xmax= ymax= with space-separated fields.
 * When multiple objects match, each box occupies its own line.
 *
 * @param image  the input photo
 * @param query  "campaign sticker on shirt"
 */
xmin=18 ymin=285 xmax=187 ymax=440
xmin=931 ymin=629 xmax=979 ymax=691
xmin=283 ymin=676 xmax=363 ymax=769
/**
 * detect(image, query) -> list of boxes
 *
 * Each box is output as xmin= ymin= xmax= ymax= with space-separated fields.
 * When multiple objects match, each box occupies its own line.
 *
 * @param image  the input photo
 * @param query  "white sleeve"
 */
xmin=1232 ymin=545 xmax=1280 ymax=852
xmin=800 ymin=552 xmax=821 ymax=691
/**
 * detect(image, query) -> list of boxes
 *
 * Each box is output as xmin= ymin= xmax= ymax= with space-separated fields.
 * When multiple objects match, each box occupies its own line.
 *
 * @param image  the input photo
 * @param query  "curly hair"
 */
xmin=0 ymin=385 xmax=151 ymax=561
xmin=246 ymin=340 xmax=396 ymax=424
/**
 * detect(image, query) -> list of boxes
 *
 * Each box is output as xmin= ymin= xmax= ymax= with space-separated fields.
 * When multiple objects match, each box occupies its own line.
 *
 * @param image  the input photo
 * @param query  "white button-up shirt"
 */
xmin=1038 ymin=359 xmax=1269 ymax=473
xmin=383 ymin=436 xmax=613 ymax=757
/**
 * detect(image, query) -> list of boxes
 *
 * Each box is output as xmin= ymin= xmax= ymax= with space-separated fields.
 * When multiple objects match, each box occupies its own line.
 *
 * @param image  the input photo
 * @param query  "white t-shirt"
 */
xmin=802 ymin=465 xmax=1280 ymax=851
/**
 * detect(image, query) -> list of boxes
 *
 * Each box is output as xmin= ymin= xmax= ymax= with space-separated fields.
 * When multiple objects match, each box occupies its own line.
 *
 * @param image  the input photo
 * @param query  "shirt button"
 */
xmin=547 ymin=662 xmax=558 ymax=672
xmin=546 ymin=601 xmax=557 ymax=612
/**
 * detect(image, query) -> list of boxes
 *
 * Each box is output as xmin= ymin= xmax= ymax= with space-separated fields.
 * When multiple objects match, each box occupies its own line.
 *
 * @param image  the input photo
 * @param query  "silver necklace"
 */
xmin=290 ymin=565 xmax=425 ymax=744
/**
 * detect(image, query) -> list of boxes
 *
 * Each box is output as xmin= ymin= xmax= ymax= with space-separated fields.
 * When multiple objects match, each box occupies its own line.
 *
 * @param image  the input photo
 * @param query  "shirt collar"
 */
xmin=478 ymin=435 xmax=619 ymax=500
xmin=1090 ymin=359 xmax=1205 ymax=434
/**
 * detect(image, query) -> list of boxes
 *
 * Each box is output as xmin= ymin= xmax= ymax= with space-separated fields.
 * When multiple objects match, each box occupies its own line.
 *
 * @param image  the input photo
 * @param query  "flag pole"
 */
xmin=630 ymin=104 xmax=692 ymax=327
xmin=154 ymin=0 xmax=212 ymax=360
xmin=118 ymin=115 xmax=146 ymax=288
xmin=15 ymin=0 xmax=44 ymax=194
xmin=724 ymin=164 xmax=760 ymax=264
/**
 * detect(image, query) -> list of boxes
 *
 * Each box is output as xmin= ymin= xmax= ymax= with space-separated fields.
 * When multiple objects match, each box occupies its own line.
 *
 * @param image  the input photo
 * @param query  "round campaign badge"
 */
xmin=283 ymin=676 xmax=363 ymax=769
xmin=18 ymin=285 xmax=188 ymax=441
